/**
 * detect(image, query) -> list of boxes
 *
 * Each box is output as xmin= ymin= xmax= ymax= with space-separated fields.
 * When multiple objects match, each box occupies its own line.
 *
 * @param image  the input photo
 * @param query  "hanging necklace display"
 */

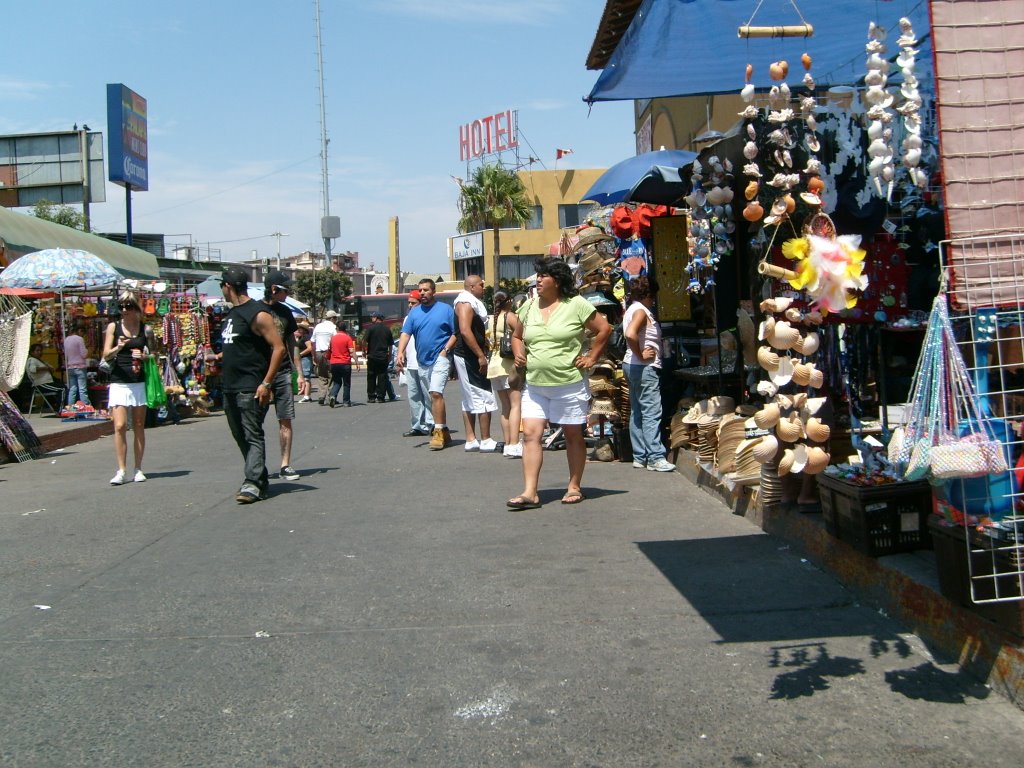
xmin=895 ymin=17 xmax=927 ymax=188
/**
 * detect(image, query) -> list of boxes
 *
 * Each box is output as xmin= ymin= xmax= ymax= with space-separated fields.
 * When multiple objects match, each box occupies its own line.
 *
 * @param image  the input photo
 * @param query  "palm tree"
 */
xmin=456 ymin=163 xmax=534 ymax=280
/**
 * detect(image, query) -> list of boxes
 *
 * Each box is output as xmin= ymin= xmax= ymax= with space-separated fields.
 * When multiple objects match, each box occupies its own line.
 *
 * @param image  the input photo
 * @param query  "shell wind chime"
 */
xmin=683 ymin=156 xmax=735 ymax=294
xmin=896 ymin=17 xmax=927 ymax=188
xmin=864 ymin=22 xmax=896 ymax=200
xmin=749 ymin=296 xmax=831 ymax=475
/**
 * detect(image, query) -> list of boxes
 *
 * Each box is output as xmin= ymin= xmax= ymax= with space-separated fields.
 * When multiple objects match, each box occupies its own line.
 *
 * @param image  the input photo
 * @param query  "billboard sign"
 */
xmin=451 ymin=232 xmax=483 ymax=261
xmin=0 ymin=131 xmax=106 ymax=208
xmin=106 ymin=83 xmax=148 ymax=191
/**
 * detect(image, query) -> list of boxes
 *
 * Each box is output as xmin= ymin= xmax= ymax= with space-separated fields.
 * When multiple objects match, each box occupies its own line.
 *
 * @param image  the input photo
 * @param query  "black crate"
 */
xmin=818 ymin=474 xmax=933 ymax=557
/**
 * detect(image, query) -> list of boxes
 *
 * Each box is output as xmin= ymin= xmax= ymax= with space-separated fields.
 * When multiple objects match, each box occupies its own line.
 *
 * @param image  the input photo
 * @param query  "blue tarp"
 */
xmin=586 ymin=0 xmax=931 ymax=102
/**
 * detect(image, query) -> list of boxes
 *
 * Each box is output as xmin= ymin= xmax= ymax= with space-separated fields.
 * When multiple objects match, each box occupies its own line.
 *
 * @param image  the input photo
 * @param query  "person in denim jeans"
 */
xmin=218 ymin=266 xmax=287 ymax=504
xmin=63 ymin=323 xmax=91 ymax=407
xmin=623 ymin=277 xmax=674 ymax=472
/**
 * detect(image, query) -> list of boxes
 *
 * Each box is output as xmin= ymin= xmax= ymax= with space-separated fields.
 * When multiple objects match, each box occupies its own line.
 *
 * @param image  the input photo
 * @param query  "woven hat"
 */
xmin=590 ymin=396 xmax=619 ymax=418
xmin=574 ymin=226 xmax=613 ymax=251
xmin=578 ymin=246 xmax=615 ymax=276
xmin=589 ymin=377 xmax=619 ymax=396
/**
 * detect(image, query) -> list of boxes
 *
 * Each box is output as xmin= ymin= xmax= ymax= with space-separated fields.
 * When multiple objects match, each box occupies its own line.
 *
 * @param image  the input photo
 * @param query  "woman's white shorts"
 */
xmin=520 ymin=380 xmax=590 ymax=425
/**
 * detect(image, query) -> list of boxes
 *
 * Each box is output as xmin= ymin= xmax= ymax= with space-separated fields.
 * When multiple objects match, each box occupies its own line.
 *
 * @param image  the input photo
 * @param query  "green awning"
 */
xmin=0 ymin=206 xmax=159 ymax=279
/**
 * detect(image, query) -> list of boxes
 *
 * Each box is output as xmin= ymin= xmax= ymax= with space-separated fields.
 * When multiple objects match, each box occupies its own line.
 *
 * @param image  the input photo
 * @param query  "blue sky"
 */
xmin=2 ymin=1 xmax=634 ymax=274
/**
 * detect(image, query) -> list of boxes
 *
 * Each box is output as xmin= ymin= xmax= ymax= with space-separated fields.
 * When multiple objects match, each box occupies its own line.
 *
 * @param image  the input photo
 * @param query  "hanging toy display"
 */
xmin=895 ymin=17 xmax=927 ymax=188
xmin=864 ymin=21 xmax=896 ymax=200
xmin=780 ymin=213 xmax=869 ymax=314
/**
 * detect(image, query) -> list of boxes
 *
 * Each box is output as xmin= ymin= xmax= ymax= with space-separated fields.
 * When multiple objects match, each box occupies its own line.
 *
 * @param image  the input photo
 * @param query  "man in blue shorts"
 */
xmin=396 ymin=278 xmax=456 ymax=450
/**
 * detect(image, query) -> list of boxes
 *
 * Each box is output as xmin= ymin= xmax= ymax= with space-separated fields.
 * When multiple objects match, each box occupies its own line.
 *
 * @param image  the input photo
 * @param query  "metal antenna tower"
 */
xmin=314 ymin=0 xmax=332 ymax=263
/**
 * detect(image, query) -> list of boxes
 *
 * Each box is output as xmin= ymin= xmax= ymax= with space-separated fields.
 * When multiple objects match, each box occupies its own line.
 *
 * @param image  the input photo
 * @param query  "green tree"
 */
xmin=293 ymin=268 xmax=352 ymax=319
xmin=31 ymin=199 xmax=88 ymax=231
xmin=456 ymin=163 xmax=533 ymax=281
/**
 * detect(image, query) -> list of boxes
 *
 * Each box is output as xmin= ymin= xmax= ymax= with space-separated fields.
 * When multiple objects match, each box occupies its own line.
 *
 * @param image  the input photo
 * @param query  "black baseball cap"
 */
xmin=371 ymin=311 xmax=385 ymax=319
xmin=221 ymin=266 xmax=249 ymax=288
xmin=264 ymin=270 xmax=293 ymax=290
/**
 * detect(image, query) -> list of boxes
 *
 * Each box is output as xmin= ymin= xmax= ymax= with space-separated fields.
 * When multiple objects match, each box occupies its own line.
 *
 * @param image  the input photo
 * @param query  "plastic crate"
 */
xmin=818 ymin=474 xmax=933 ymax=556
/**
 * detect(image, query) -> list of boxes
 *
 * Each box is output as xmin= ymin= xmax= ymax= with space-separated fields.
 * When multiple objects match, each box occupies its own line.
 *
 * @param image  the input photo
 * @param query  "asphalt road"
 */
xmin=2 ymin=375 xmax=1023 ymax=767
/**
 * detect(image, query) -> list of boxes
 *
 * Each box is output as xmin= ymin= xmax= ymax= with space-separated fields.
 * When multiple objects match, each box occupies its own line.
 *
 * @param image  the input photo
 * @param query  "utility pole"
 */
xmin=271 ymin=231 xmax=289 ymax=270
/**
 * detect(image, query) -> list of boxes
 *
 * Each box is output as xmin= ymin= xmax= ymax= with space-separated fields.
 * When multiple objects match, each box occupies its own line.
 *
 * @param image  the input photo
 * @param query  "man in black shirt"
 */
xmin=363 ymin=312 xmax=394 ymax=403
xmin=219 ymin=266 xmax=286 ymax=504
xmin=262 ymin=270 xmax=304 ymax=481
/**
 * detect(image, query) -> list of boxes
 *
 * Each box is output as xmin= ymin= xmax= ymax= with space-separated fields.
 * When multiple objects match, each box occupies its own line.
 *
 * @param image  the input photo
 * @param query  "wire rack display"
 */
xmin=941 ymin=234 xmax=1024 ymax=604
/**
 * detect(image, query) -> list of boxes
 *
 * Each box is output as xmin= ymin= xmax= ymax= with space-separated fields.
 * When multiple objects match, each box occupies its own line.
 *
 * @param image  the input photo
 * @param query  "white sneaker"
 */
xmin=110 ymin=470 xmax=126 ymax=485
xmin=464 ymin=440 xmax=480 ymax=452
xmin=647 ymin=458 xmax=677 ymax=472
xmin=633 ymin=459 xmax=646 ymax=469
xmin=479 ymin=438 xmax=498 ymax=452
xmin=299 ymin=396 xmax=312 ymax=403
xmin=503 ymin=443 xmax=523 ymax=458
xmin=133 ymin=469 xmax=147 ymax=483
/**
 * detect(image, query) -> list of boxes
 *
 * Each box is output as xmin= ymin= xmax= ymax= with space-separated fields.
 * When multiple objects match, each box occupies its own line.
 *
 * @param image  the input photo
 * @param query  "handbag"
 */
xmin=499 ymin=313 xmax=514 ymax=359
xmin=144 ymin=356 xmax=167 ymax=408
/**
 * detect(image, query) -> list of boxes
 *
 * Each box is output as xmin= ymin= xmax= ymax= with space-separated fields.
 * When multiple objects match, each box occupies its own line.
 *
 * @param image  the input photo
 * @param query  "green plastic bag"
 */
xmin=144 ymin=356 xmax=167 ymax=408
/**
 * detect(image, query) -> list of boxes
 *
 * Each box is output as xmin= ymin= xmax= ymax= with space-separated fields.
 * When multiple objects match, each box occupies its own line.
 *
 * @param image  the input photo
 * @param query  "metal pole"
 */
xmin=315 ymin=0 xmax=332 ymax=263
xmin=125 ymin=187 xmax=133 ymax=246
xmin=79 ymin=129 xmax=91 ymax=231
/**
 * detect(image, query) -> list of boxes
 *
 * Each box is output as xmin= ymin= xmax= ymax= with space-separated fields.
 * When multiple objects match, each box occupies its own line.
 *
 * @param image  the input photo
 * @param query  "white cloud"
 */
xmin=0 ymin=78 xmax=51 ymax=101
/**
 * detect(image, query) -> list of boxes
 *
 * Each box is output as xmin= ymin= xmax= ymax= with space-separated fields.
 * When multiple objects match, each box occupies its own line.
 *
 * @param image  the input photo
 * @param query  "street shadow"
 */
xmin=768 ymin=641 xmax=867 ymax=699
xmin=579 ymin=487 xmax=629 ymax=501
xmin=637 ymin=536 xmax=876 ymax=643
xmin=286 ymin=466 xmax=340 ymax=478
xmin=884 ymin=662 xmax=991 ymax=703
xmin=141 ymin=470 xmax=192 ymax=479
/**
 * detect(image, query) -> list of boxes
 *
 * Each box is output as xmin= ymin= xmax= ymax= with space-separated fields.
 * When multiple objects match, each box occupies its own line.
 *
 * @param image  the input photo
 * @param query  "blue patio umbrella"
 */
xmin=0 ymin=248 xmax=122 ymax=290
xmin=581 ymin=149 xmax=698 ymax=206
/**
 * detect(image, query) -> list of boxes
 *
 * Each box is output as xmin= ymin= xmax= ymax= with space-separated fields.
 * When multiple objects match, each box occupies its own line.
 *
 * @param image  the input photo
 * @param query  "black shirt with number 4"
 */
xmin=221 ymin=299 xmax=272 ymax=393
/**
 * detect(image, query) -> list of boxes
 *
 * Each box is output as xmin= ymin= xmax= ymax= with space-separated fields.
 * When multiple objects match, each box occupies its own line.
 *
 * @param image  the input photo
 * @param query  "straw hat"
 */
xmin=574 ymin=226 xmax=613 ymax=251
xmin=589 ymin=377 xmax=619 ymax=396
xmin=577 ymin=246 xmax=616 ymax=275
xmin=590 ymin=396 xmax=619 ymax=418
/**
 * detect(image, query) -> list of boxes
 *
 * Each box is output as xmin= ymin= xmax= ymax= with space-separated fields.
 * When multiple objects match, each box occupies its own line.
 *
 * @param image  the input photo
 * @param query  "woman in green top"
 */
xmin=506 ymin=257 xmax=611 ymax=509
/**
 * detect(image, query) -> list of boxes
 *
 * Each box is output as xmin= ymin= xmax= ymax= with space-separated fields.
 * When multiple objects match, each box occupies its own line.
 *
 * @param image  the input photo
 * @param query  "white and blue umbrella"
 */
xmin=0 ymin=248 xmax=122 ymax=290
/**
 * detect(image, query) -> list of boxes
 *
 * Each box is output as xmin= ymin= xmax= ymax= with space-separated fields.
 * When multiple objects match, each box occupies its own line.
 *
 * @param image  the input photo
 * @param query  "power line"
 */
xmin=92 ymin=152 xmax=320 ymax=230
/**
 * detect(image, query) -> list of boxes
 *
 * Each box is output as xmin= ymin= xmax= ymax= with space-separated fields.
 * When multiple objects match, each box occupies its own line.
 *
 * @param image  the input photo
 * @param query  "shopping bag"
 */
xmin=144 ymin=357 xmax=167 ymax=408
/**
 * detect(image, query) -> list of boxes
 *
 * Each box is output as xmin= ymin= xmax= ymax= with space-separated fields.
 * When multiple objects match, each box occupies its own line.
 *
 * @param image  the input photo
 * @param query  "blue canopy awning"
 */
xmin=587 ymin=0 xmax=931 ymax=102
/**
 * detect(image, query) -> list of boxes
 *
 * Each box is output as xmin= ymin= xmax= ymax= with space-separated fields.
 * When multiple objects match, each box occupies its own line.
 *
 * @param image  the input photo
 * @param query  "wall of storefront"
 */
xmin=637 ymin=94 xmax=746 ymax=152
xmin=449 ymin=167 xmax=606 ymax=286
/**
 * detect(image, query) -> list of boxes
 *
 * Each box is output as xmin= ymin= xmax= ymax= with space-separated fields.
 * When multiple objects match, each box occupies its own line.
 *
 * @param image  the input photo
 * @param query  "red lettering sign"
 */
xmin=458 ymin=109 xmax=518 ymax=161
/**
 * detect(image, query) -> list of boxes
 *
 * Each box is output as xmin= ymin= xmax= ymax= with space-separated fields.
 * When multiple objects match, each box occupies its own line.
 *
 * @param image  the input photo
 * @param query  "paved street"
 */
xmin=2 ymin=377 xmax=1023 ymax=767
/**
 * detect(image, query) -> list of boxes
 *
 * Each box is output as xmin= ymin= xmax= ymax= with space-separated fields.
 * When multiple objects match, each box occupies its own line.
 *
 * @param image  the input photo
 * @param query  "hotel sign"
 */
xmin=458 ymin=109 xmax=518 ymax=161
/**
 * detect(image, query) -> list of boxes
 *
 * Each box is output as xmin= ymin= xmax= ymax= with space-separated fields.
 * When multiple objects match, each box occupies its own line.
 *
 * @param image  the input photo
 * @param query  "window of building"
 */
xmin=499 ymin=256 xmax=541 ymax=281
xmin=558 ymin=204 xmax=593 ymax=229
xmin=524 ymin=205 xmax=543 ymax=230
xmin=454 ymin=258 xmax=483 ymax=282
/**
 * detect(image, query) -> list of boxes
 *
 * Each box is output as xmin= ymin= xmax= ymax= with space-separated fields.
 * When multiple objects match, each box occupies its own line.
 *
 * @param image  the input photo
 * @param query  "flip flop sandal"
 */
xmin=506 ymin=496 xmax=541 ymax=510
xmin=561 ymin=491 xmax=586 ymax=505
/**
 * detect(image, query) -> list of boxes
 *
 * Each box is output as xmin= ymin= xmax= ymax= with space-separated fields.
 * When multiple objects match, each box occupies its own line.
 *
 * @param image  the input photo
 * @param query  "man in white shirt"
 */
xmin=311 ymin=311 xmax=338 ymax=405
xmin=452 ymin=275 xmax=498 ymax=452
